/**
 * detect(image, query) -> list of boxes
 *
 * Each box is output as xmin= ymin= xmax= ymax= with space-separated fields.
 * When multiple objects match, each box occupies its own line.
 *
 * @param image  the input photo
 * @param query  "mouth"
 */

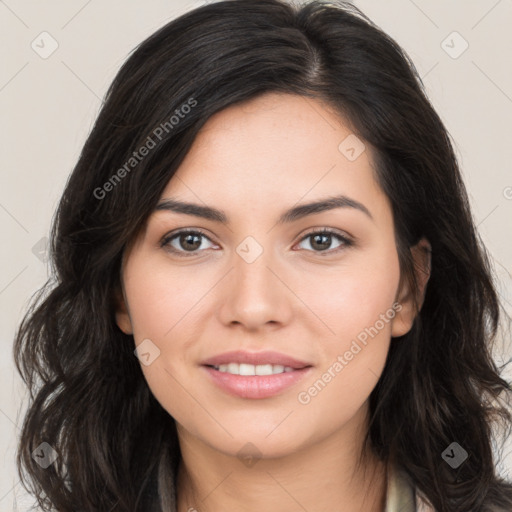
xmin=200 ymin=350 xmax=313 ymax=399
xmin=206 ymin=363 xmax=298 ymax=375
xmin=201 ymin=349 xmax=311 ymax=370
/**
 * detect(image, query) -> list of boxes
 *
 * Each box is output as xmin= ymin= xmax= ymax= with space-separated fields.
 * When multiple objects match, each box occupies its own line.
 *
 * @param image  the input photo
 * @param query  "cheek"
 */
xmin=294 ymin=246 xmax=400 ymax=408
xmin=123 ymin=261 xmax=213 ymax=420
xmin=123 ymin=262 xmax=210 ymax=341
xmin=294 ymin=245 xmax=401 ymax=346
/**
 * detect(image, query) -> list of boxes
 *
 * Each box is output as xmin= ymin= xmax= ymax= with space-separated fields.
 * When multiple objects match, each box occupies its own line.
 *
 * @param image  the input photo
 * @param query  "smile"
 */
xmin=211 ymin=363 xmax=295 ymax=375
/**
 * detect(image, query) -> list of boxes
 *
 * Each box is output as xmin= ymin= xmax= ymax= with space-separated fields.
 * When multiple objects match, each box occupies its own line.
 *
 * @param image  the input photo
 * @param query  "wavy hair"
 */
xmin=14 ymin=0 xmax=512 ymax=510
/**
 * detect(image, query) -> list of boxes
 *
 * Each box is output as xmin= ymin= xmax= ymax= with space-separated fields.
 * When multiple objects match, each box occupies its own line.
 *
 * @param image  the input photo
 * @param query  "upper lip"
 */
xmin=201 ymin=350 xmax=312 ymax=369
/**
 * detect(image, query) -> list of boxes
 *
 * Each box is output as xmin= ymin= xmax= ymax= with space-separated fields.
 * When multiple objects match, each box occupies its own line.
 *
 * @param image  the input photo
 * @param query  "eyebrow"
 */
xmin=154 ymin=194 xmax=374 ymax=224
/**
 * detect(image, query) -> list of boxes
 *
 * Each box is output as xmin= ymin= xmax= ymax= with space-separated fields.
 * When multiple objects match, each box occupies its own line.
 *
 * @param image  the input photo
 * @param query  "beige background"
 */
xmin=1 ymin=0 xmax=511 ymax=509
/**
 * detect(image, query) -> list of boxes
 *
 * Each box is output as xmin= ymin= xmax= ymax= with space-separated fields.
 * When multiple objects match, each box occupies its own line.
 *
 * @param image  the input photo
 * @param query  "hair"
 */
xmin=13 ymin=0 xmax=512 ymax=510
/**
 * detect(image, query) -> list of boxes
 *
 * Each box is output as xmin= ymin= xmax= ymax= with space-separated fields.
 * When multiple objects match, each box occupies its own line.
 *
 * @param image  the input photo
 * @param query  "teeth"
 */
xmin=214 ymin=363 xmax=295 ymax=375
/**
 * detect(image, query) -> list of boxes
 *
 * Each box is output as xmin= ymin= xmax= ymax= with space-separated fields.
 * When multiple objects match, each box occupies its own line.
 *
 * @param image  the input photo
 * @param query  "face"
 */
xmin=115 ymin=92 xmax=428 ymax=460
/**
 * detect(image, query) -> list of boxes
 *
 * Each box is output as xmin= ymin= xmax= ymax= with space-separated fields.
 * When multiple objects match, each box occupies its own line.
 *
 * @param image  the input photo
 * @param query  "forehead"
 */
xmin=159 ymin=92 xmax=386 ymax=220
xmin=179 ymin=92 xmax=352 ymax=168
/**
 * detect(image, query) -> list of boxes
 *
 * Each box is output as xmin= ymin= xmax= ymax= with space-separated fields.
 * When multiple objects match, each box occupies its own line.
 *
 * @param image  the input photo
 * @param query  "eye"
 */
xmin=295 ymin=228 xmax=353 ymax=255
xmin=160 ymin=229 xmax=217 ymax=257
xmin=160 ymin=227 xmax=353 ymax=258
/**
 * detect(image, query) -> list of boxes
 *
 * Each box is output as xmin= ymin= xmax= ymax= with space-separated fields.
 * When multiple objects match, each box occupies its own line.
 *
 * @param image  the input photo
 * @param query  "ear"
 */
xmin=113 ymin=284 xmax=133 ymax=335
xmin=391 ymin=237 xmax=431 ymax=338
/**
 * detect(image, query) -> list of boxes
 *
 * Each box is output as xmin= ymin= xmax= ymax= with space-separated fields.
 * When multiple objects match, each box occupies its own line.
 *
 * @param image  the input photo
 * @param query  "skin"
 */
xmin=115 ymin=92 xmax=431 ymax=512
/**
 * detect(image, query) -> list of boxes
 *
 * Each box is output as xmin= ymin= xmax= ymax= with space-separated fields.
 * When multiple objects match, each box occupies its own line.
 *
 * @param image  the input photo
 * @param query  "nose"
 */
xmin=217 ymin=241 xmax=293 ymax=331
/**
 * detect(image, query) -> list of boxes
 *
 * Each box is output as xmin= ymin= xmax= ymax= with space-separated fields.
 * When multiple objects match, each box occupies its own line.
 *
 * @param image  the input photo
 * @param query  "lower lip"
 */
xmin=201 ymin=365 xmax=312 ymax=399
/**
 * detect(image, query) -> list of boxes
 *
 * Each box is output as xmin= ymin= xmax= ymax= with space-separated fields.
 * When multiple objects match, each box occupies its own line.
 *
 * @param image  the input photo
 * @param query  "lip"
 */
xmin=200 ymin=350 xmax=313 ymax=399
xmin=201 ymin=365 xmax=313 ymax=399
xmin=201 ymin=350 xmax=311 ymax=369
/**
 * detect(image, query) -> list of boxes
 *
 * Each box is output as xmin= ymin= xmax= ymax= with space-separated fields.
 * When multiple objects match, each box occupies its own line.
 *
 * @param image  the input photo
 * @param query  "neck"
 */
xmin=174 ymin=406 xmax=388 ymax=512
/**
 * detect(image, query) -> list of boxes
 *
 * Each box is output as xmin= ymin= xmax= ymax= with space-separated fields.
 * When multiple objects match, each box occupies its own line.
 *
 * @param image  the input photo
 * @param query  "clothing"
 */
xmin=143 ymin=460 xmax=436 ymax=511
xmin=386 ymin=462 xmax=434 ymax=512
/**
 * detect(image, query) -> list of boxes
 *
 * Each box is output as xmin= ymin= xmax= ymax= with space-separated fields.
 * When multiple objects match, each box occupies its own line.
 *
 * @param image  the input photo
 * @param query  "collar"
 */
xmin=385 ymin=462 xmax=417 ymax=512
xmin=385 ymin=462 xmax=434 ymax=512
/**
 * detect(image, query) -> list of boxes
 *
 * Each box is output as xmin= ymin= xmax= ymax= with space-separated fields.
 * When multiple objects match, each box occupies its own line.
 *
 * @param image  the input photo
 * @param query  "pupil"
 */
xmin=182 ymin=233 xmax=201 ymax=251
xmin=312 ymin=234 xmax=331 ymax=250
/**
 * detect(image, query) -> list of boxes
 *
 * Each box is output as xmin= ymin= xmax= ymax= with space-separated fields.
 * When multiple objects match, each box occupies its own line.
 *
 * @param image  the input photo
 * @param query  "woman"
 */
xmin=14 ymin=0 xmax=512 ymax=510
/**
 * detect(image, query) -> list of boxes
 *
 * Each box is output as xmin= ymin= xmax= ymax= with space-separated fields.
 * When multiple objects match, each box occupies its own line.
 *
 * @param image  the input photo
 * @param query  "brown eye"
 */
xmin=296 ymin=229 xmax=353 ymax=254
xmin=161 ymin=229 xmax=215 ymax=257
xmin=177 ymin=232 xmax=202 ymax=251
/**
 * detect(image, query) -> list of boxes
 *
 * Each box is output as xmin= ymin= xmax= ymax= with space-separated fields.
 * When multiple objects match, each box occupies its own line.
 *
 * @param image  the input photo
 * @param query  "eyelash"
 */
xmin=160 ymin=227 xmax=354 ymax=258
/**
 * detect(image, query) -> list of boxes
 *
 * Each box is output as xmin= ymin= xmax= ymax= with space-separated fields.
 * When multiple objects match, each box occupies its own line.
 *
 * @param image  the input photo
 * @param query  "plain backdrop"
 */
xmin=1 ymin=0 xmax=511 ymax=509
